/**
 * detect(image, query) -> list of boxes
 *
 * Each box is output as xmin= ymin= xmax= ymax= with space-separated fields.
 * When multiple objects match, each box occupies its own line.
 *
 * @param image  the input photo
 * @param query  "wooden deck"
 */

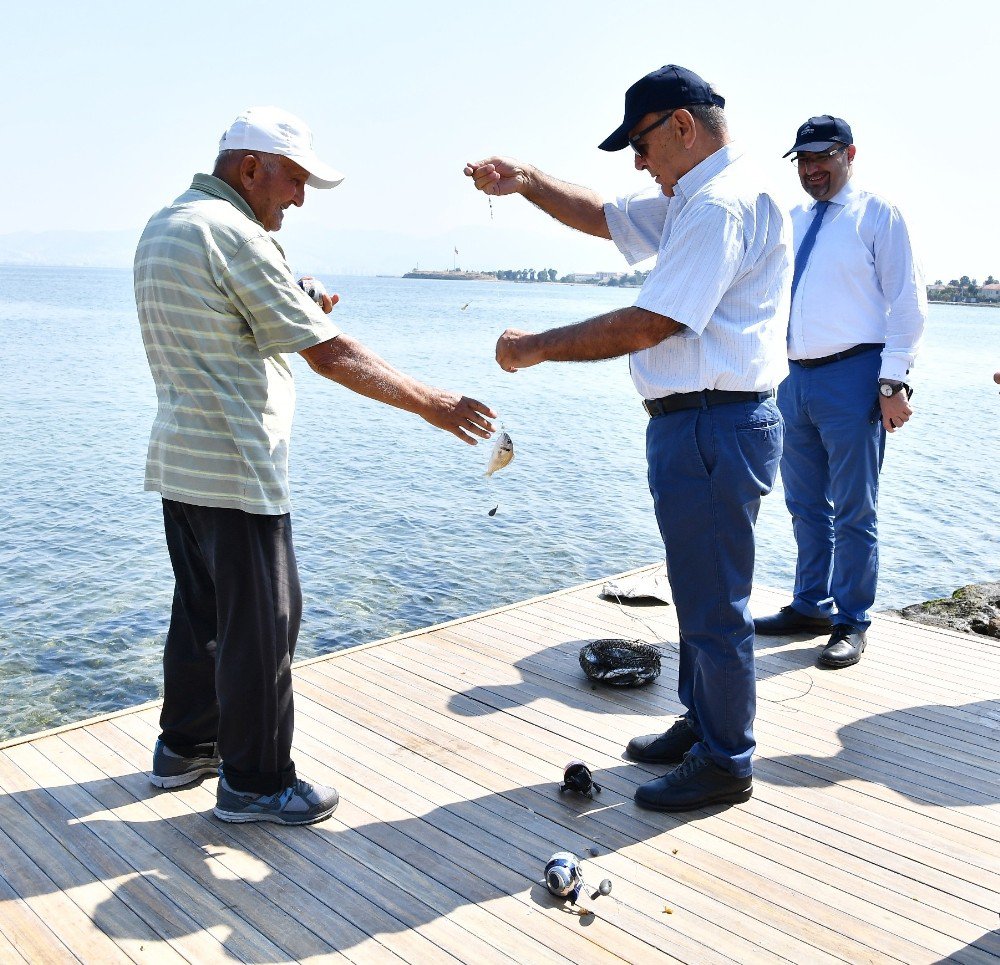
xmin=1 ymin=566 xmax=998 ymax=964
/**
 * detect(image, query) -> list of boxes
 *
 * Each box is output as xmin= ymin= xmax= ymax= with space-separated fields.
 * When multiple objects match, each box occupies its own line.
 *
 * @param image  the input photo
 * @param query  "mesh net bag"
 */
xmin=579 ymin=638 xmax=662 ymax=687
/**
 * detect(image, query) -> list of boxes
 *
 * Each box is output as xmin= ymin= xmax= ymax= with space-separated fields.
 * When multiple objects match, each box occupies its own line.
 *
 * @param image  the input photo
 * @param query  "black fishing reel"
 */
xmin=560 ymin=760 xmax=601 ymax=797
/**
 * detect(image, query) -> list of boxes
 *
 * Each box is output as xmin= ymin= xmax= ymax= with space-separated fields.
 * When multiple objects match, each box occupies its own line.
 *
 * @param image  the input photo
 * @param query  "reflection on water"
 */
xmin=1 ymin=266 xmax=997 ymax=740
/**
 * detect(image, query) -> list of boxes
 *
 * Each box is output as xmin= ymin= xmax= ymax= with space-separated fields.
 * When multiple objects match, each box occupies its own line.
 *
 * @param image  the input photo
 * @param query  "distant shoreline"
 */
xmin=402 ymin=269 xmax=495 ymax=281
xmin=927 ymin=298 xmax=998 ymax=308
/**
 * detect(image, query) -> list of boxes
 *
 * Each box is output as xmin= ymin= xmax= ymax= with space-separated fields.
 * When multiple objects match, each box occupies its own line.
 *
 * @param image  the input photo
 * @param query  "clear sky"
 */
xmin=2 ymin=0 xmax=997 ymax=281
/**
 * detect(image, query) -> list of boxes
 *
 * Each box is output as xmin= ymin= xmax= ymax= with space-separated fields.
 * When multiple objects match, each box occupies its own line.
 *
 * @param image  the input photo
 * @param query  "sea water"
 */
xmin=1 ymin=265 xmax=997 ymax=740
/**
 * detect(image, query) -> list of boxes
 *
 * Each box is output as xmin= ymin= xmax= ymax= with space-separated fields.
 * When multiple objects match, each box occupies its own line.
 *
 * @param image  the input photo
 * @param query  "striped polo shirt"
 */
xmin=134 ymin=173 xmax=340 ymax=515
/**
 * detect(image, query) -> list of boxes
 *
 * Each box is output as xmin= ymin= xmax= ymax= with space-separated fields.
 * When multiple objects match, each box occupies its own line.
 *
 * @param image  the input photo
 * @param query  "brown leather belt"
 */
xmin=791 ymin=343 xmax=883 ymax=369
xmin=643 ymin=389 xmax=775 ymax=418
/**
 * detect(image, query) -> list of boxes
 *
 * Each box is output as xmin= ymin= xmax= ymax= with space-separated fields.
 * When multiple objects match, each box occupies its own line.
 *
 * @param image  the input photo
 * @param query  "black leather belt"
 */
xmin=791 ymin=343 xmax=883 ymax=369
xmin=643 ymin=389 xmax=775 ymax=418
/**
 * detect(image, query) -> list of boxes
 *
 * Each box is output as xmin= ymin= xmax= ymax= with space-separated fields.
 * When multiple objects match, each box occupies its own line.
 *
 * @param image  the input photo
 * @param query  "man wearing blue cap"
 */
xmin=753 ymin=116 xmax=926 ymax=669
xmin=465 ymin=65 xmax=790 ymax=811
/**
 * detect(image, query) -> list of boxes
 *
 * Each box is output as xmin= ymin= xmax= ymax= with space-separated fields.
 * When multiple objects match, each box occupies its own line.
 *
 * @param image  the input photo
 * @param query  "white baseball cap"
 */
xmin=219 ymin=106 xmax=344 ymax=189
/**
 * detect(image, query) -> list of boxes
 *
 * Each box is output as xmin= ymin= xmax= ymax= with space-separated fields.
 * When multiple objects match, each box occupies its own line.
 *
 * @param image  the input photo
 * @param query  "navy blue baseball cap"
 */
xmin=599 ymin=64 xmax=725 ymax=152
xmin=783 ymin=115 xmax=853 ymax=157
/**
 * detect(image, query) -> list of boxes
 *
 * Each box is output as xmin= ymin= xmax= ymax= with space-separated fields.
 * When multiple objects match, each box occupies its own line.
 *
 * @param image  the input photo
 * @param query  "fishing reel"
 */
xmin=560 ymin=761 xmax=601 ymax=798
xmin=544 ymin=851 xmax=612 ymax=905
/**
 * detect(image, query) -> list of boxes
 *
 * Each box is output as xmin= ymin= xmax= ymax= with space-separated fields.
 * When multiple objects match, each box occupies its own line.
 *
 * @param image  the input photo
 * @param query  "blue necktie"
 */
xmin=791 ymin=200 xmax=830 ymax=300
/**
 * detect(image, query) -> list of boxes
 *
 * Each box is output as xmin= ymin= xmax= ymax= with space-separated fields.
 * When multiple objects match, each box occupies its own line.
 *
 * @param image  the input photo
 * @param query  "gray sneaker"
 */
xmin=150 ymin=740 xmax=221 ymax=789
xmin=214 ymin=776 xmax=339 ymax=826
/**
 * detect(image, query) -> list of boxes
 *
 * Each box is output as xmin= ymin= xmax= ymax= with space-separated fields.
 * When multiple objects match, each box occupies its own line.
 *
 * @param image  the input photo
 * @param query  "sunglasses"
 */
xmin=629 ymin=111 xmax=675 ymax=157
xmin=789 ymin=144 xmax=848 ymax=166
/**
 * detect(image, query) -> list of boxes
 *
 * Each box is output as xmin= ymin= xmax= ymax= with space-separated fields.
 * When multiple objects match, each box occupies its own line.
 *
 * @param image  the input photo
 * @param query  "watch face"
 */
xmin=879 ymin=383 xmax=894 ymax=397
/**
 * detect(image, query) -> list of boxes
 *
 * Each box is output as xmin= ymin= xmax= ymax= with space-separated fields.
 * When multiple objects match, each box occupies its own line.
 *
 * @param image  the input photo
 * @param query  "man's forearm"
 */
xmin=520 ymin=166 xmax=612 ymax=240
xmin=503 ymin=307 xmax=680 ymax=369
xmin=301 ymin=334 xmax=434 ymax=414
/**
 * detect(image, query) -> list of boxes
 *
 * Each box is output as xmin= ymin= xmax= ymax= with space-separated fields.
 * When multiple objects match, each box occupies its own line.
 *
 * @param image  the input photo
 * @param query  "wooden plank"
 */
xmin=0 ymin=867 xmax=76 ymax=964
xmin=312 ymin=640 xmax=993 ymax=920
xmin=437 ymin=611 xmax=1000 ymax=780
xmin=0 ymin=752 xmax=198 ymax=963
xmin=112 ymin=712 xmax=608 ymax=961
xmin=438 ymin=606 xmax=1000 ymax=839
xmin=1 ymin=739 xmax=295 ymax=963
xmin=300 ymin=659 xmax=936 ymax=964
xmin=92 ymin=717 xmax=485 ymax=965
xmin=2 ymin=571 xmax=997 ymax=965
xmin=322 ymin=640 xmax=1000 ymax=956
xmin=119 ymin=700 xmax=648 ymax=961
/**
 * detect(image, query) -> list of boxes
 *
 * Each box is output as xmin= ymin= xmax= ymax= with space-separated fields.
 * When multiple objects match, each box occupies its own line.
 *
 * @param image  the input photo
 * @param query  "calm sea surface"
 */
xmin=1 ymin=265 xmax=997 ymax=741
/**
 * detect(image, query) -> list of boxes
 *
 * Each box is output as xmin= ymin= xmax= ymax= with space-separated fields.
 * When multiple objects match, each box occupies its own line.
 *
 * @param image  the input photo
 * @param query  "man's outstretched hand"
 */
xmin=464 ymin=157 xmax=531 ymax=197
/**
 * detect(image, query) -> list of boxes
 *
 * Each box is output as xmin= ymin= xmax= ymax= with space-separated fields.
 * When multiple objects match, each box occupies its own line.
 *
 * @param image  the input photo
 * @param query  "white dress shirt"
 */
xmin=604 ymin=144 xmax=791 ymax=399
xmin=789 ymin=179 xmax=926 ymax=382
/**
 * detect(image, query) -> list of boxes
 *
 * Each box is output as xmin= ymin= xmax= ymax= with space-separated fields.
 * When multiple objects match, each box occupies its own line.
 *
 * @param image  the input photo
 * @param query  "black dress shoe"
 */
xmin=626 ymin=717 xmax=697 ymax=764
xmin=754 ymin=604 xmax=833 ymax=635
xmin=634 ymin=753 xmax=752 ymax=812
xmin=819 ymin=625 xmax=866 ymax=668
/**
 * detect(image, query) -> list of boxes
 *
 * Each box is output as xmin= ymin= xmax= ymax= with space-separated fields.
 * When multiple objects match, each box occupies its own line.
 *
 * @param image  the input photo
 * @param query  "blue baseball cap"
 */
xmin=783 ymin=115 xmax=853 ymax=158
xmin=599 ymin=64 xmax=725 ymax=152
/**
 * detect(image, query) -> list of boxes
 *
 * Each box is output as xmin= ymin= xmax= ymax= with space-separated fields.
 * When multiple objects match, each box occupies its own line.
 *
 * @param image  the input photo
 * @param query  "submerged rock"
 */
xmin=894 ymin=582 xmax=1000 ymax=638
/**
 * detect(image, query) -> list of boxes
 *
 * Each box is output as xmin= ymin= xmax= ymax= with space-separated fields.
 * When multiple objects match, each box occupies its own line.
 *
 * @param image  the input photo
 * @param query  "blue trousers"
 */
xmin=647 ymin=397 xmax=782 ymax=777
xmin=778 ymin=349 xmax=885 ymax=630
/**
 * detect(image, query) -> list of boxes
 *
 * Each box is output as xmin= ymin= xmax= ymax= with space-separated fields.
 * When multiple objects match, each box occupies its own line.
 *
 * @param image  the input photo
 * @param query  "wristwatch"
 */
xmin=878 ymin=379 xmax=909 ymax=397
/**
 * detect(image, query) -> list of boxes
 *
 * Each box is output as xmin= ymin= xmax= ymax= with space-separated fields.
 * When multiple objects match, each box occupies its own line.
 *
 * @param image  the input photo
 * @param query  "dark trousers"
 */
xmin=778 ymin=349 xmax=885 ymax=630
xmin=646 ymin=397 xmax=783 ymax=777
xmin=159 ymin=499 xmax=302 ymax=795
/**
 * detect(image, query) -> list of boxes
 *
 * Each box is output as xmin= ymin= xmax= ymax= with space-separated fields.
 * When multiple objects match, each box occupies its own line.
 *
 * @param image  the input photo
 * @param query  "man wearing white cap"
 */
xmin=135 ymin=106 xmax=495 ymax=825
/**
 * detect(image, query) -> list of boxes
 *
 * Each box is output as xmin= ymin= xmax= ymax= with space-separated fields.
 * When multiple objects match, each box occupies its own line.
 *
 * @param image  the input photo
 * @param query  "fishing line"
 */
xmin=602 ymin=579 xmax=815 ymax=707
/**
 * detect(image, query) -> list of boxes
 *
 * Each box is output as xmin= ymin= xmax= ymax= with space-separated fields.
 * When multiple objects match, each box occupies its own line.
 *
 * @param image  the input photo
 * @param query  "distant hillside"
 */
xmin=0 ymin=222 xmax=633 ymax=277
xmin=0 ymin=229 xmax=141 ymax=269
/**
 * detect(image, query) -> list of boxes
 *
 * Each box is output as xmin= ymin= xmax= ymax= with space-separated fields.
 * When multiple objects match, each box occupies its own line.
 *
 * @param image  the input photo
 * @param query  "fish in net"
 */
xmin=578 ymin=638 xmax=662 ymax=687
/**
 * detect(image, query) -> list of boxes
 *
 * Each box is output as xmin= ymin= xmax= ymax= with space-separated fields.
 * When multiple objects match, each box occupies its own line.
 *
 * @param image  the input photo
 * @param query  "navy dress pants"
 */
xmin=778 ymin=348 xmax=886 ymax=630
xmin=159 ymin=499 xmax=302 ymax=795
xmin=647 ymin=397 xmax=782 ymax=777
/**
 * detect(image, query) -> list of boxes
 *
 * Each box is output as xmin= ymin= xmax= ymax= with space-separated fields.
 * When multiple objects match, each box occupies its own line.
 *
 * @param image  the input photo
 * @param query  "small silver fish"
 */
xmin=297 ymin=276 xmax=327 ymax=306
xmin=485 ymin=430 xmax=514 ymax=477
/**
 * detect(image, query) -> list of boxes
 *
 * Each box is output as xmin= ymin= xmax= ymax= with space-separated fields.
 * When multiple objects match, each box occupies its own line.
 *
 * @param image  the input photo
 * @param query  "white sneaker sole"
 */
xmin=149 ymin=763 xmax=220 ymax=789
xmin=212 ymin=800 xmax=338 ymax=826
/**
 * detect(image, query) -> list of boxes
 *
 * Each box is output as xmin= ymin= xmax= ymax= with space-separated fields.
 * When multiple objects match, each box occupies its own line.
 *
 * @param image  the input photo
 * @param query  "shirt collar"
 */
xmin=674 ymin=143 xmax=743 ymax=201
xmin=814 ymin=177 xmax=858 ymax=209
xmin=190 ymin=173 xmax=261 ymax=225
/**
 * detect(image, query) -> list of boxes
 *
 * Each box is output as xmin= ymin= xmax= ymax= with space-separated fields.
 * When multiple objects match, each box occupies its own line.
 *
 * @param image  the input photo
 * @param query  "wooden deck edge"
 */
xmin=4 ymin=564 xmax=991 ymax=753
xmin=0 ymin=562 xmax=663 ymax=752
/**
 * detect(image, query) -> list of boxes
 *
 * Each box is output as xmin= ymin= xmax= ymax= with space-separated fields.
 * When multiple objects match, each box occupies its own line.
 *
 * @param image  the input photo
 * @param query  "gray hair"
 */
xmin=213 ymin=148 xmax=283 ymax=176
xmin=685 ymin=102 xmax=728 ymax=139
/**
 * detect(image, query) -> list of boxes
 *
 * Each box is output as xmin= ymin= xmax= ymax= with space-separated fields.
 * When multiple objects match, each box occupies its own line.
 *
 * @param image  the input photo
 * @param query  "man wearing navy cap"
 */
xmin=465 ymin=65 xmax=790 ymax=811
xmin=753 ymin=116 xmax=926 ymax=668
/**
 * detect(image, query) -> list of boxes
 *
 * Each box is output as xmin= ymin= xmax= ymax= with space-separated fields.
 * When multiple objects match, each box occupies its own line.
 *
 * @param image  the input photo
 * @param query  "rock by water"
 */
xmin=894 ymin=582 xmax=1000 ymax=638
